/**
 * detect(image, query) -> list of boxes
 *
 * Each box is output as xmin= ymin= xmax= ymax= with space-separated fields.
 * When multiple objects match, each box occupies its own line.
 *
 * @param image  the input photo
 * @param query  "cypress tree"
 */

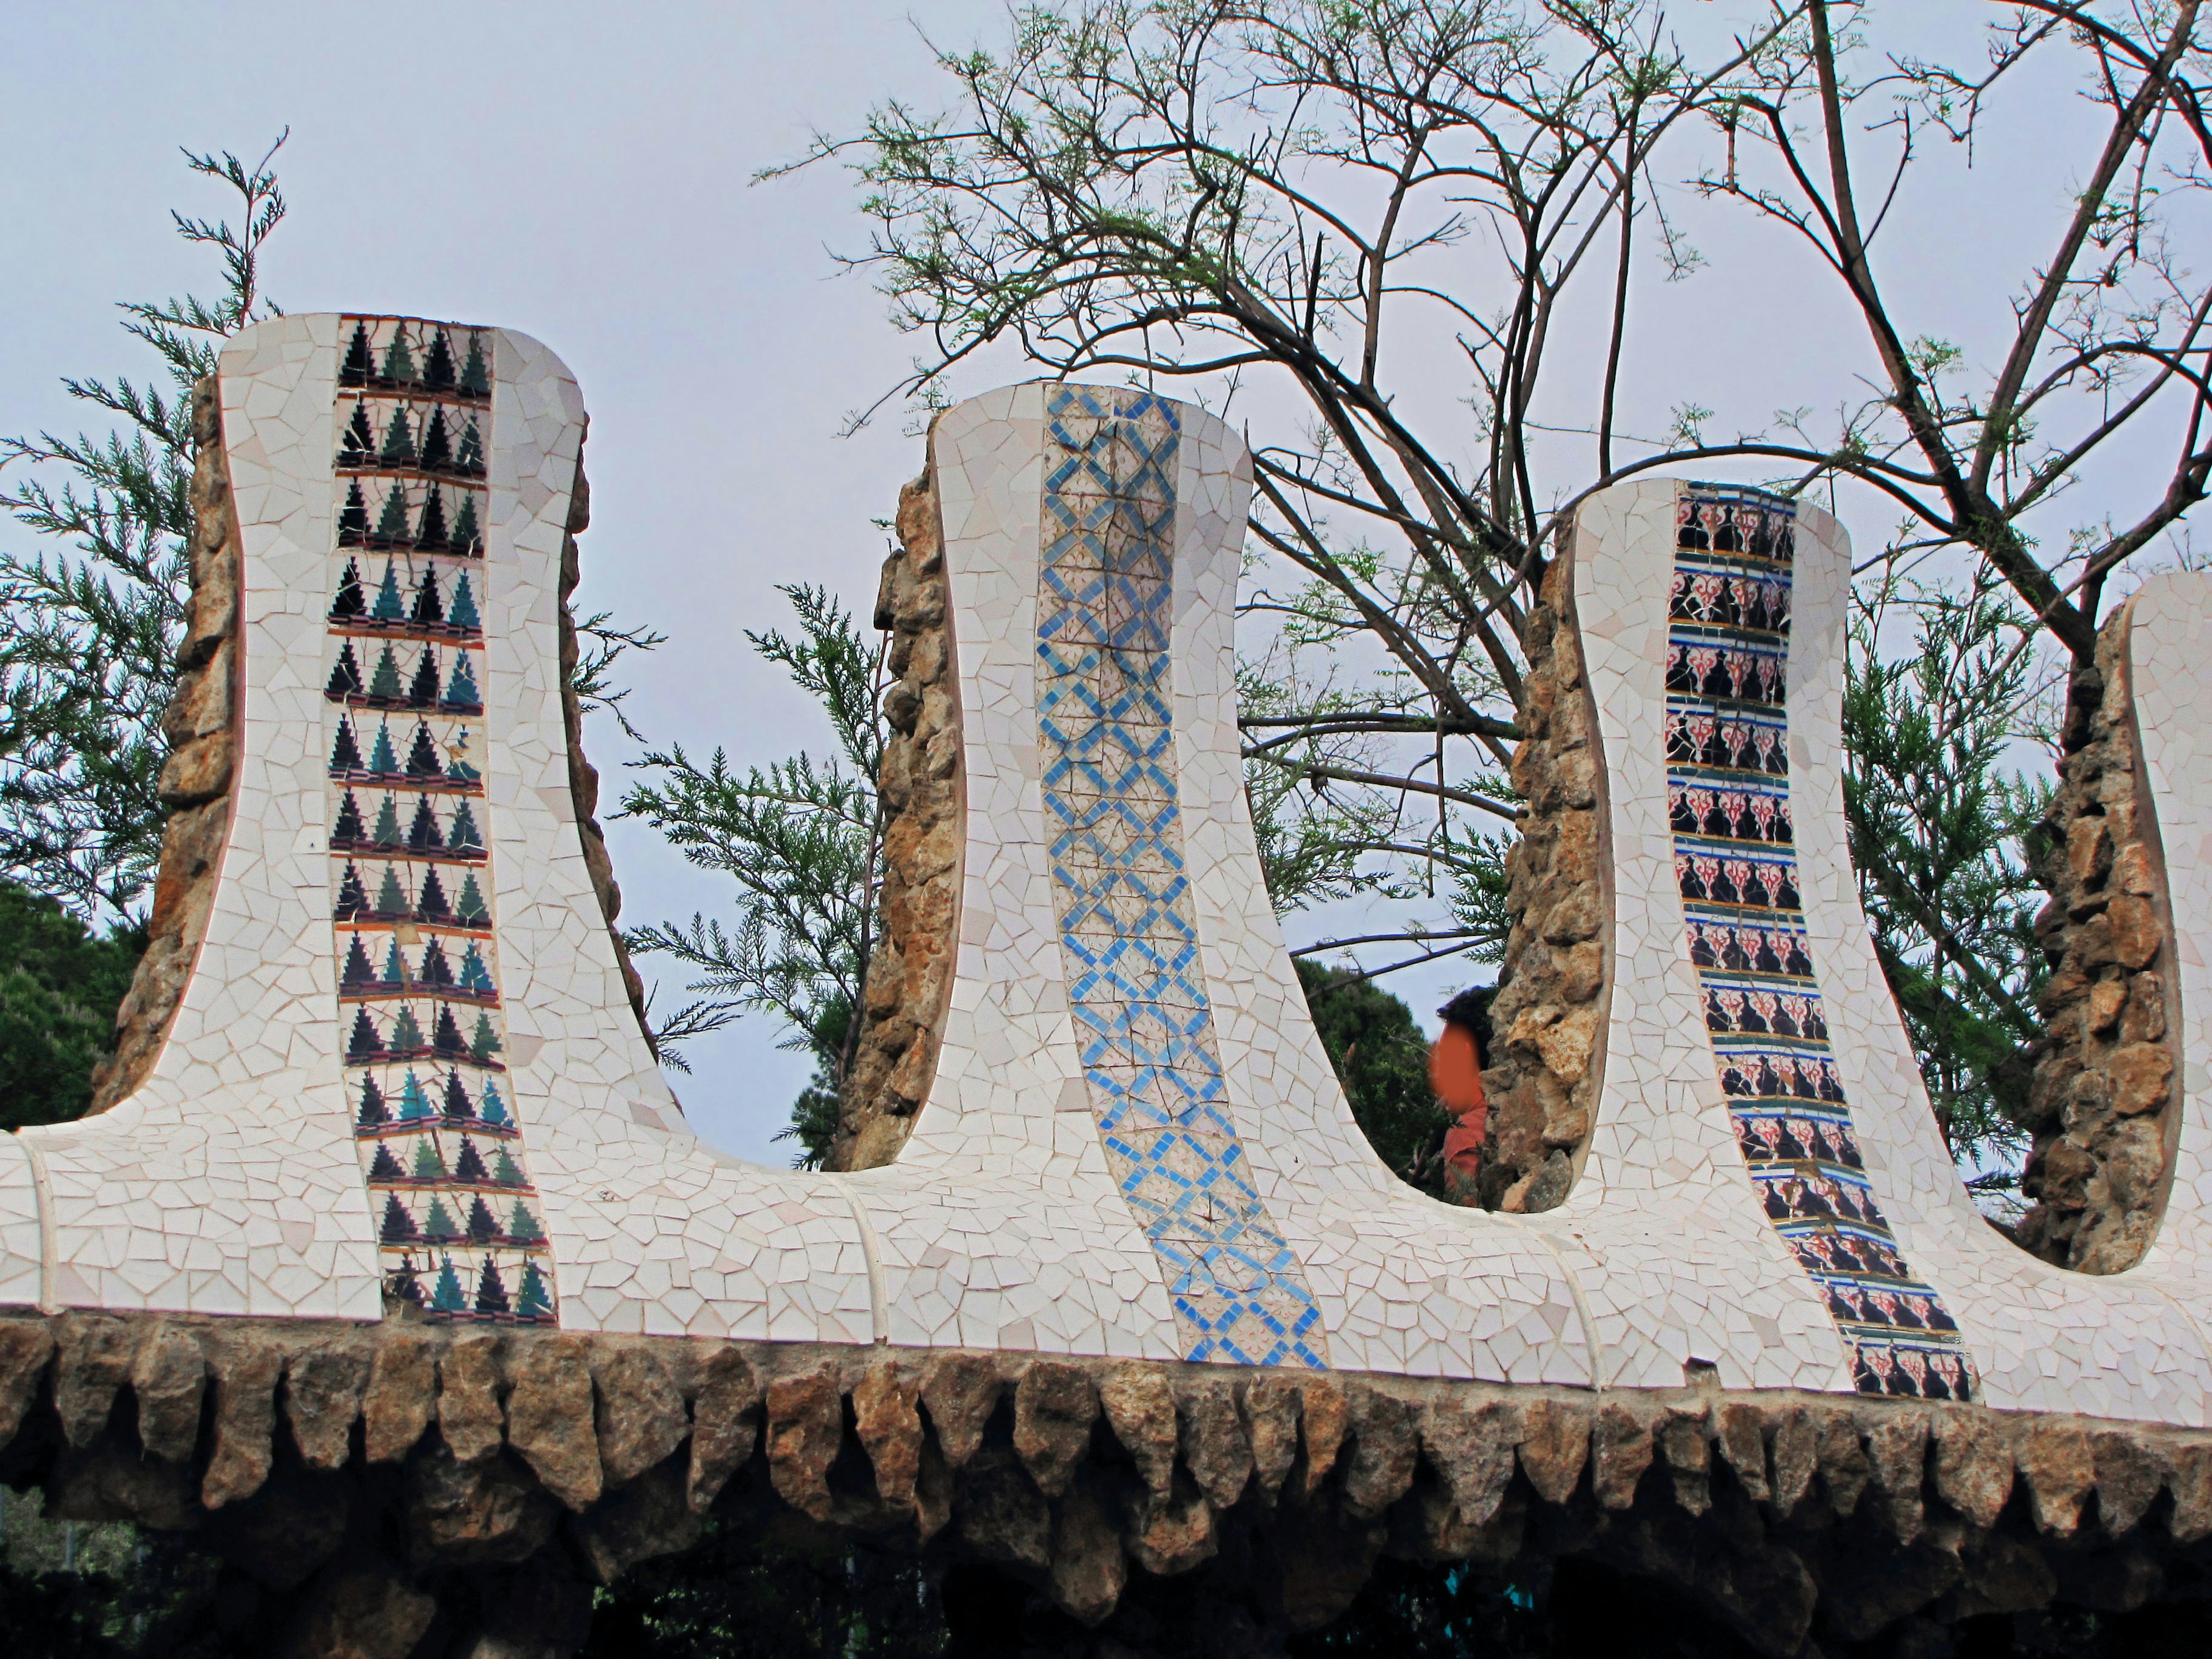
xmin=369 ymin=1145 xmax=406 ymax=1183
xmin=418 ymin=407 xmax=453 ymax=471
xmin=448 ymin=572 xmax=481 ymax=630
xmin=327 ymin=641 xmax=365 ymax=699
xmin=471 ymin=1012 xmax=501 ymax=1064
xmin=332 ymin=790 xmax=366 ymax=844
xmin=374 ymin=865 xmax=407 ymax=918
xmin=380 ymin=403 xmax=417 ymax=465
xmin=380 ymin=1194 xmax=418 ymax=1243
xmin=348 ymin=1006 xmax=385 ymax=1059
xmin=335 ymin=863 xmax=370 ymax=919
xmin=338 ymin=401 xmax=376 ymax=467
xmin=406 ymin=721 xmax=442 ymax=777
xmin=412 ymin=1138 xmax=447 ymax=1181
xmin=368 ymin=644 xmax=404 ymax=702
xmin=465 ymin=1195 xmax=498 ymax=1241
xmin=431 ymin=1255 xmax=467 ymax=1313
xmin=448 ymin=801 xmax=483 ymax=853
xmin=357 ymin=1073 xmax=388 ymax=1127
xmin=388 ymin=1258 xmax=425 ymax=1306
xmin=455 ymin=872 xmax=490 ymax=923
xmin=480 ymin=1080 xmax=512 ymax=1127
xmin=418 ymin=866 xmax=451 ymax=918
xmin=342 ymin=321 xmax=374 ymax=385
xmin=443 ymin=1070 xmax=475 ymax=1120
xmin=432 ymin=1004 xmax=468 ymax=1055
xmin=444 ymin=654 xmax=480 ymax=709
xmin=373 ymin=484 xmax=411 ymax=546
xmin=458 ymin=333 xmax=490 ymax=397
xmin=508 ymin=1202 xmax=544 ymax=1245
xmin=372 ymin=794 xmax=402 ymax=846
xmin=389 ymin=1004 xmax=426 ymax=1053
xmin=408 ymin=647 xmax=442 ymax=706
xmin=382 ymin=329 xmax=417 ymax=387
xmin=412 ymin=565 xmax=445 ymax=624
xmin=408 ymin=795 xmax=443 ymax=850
xmin=423 ymin=1200 xmax=461 ymax=1244
xmin=415 ymin=486 xmax=449 ymax=551
xmin=449 ymin=493 xmax=483 ymax=555
xmin=493 ymin=1149 xmax=524 ymax=1186
xmin=474 ymin=1256 xmax=510 ymax=1316
xmin=341 ymin=935 xmax=377 ymax=987
xmin=445 ymin=730 xmax=479 ymax=782
xmin=454 ymin=417 xmax=486 ymax=476
xmin=368 ymin=721 xmax=400 ymax=775
xmin=330 ymin=715 xmax=363 ymax=774
xmin=459 ymin=942 xmax=494 ymax=994
xmin=332 ymin=558 xmax=367 ymax=617
xmin=419 ymin=938 xmax=454 ymax=987
xmin=423 ymin=329 xmax=457 ymax=391
xmin=515 ymin=1260 xmax=552 ymax=1320
xmin=397 ymin=1070 xmax=434 ymax=1120
xmin=372 ymin=560 xmax=406 ymax=620
xmin=381 ymin=938 xmax=407 ymax=987
xmin=339 ymin=480 xmax=370 ymax=547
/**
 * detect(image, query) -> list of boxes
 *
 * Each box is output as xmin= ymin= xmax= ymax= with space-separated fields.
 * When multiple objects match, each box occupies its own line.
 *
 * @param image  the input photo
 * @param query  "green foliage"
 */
xmin=583 ymin=1521 xmax=943 ymax=1659
xmin=0 ymin=138 xmax=286 ymax=920
xmin=1296 ymin=959 xmax=1446 ymax=1190
xmin=622 ymin=585 xmax=885 ymax=1161
xmin=1843 ymin=568 xmax=2052 ymax=1207
xmin=0 ymin=879 xmax=143 ymax=1130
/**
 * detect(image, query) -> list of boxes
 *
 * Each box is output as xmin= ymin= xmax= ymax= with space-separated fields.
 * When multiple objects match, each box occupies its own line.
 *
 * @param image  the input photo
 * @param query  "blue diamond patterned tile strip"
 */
xmin=1667 ymin=483 xmax=1975 ymax=1401
xmin=1037 ymin=386 xmax=1327 ymax=1368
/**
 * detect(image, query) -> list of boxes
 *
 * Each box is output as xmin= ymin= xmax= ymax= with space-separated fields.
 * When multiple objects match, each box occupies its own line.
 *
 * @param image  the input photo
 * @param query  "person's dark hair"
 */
xmin=1437 ymin=986 xmax=1495 ymax=1070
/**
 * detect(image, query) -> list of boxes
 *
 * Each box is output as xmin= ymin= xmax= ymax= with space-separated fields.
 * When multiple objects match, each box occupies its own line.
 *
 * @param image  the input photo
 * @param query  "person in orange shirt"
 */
xmin=1429 ymin=987 xmax=1493 ymax=1206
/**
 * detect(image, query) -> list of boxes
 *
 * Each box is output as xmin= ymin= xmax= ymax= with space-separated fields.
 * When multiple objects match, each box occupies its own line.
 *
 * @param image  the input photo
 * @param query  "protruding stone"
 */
xmin=1013 ymin=1361 xmax=1097 ymax=1499
xmin=1422 ymin=1400 xmax=1516 ymax=1529
xmin=437 ymin=1336 xmax=505 ymax=1465
xmin=572 ymin=1459 xmax=700 ymax=1585
xmin=1592 ymin=1400 xmax=1656 ymax=1511
xmin=1816 ymin=1407 xmax=1871 ymax=1518
xmin=2093 ymin=1429 xmax=2165 ymax=1536
xmin=131 ymin=1322 xmax=207 ymax=1462
xmin=1658 ymin=1406 xmax=1711 ymax=1516
xmin=1516 ymin=1397 xmax=1590 ymax=1505
xmin=921 ymin=1353 xmax=1000 ymax=1469
xmin=287 ymin=1339 xmax=373 ymax=1473
xmin=1127 ymin=1480 xmax=1217 ymax=1576
xmin=1770 ymin=1406 xmax=1819 ymax=1517
xmin=1296 ymin=1378 xmax=1350 ymax=1498
xmin=363 ymin=1335 xmax=434 ymax=1464
xmin=507 ymin=1337 xmax=603 ymax=1512
xmin=1178 ymin=1380 xmax=1253 ymax=1511
xmin=1243 ymin=1376 xmax=1302 ymax=1499
xmin=53 ymin=1313 xmax=134 ymax=1448
xmin=202 ymin=1332 xmax=284 ymax=1509
xmin=593 ymin=1344 xmax=688 ymax=1489
xmin=407 ymin=1445 xmax=560 ymax=1567
xmin=853 ymin=1361 xmax=923 ymax=1512
xmin=1865 ymin=1410 xmax=1929 ymax=1543
xmin=1715 ymin=1402 xmax=1770 ymax=1502
xmin=2166 ymin=1440 xmax=2212 ymax=1542
xmin=955 ymin=1444 xmax=1052 ymax=1570
xmin=1099 ymin=1364 xmax=1177 ymax=1502
xmin=687 ymin=1346 xmax=760 ymax=1512
xmin=285 ymin=1566 xmax=436 ymax=1659
xmin=1934 ymin=1410 xmax=2014 ymax=1529
xmin=1048 ymin=1481 xmax=1126 ymax=1626
xmin=2018 ymin=1421 xmax=2095 ymax=1537
xmin=1342 ymin=1388 xmax=1420 ymax=1519
xmin=0 ymin=1320 xmax=55 ymax=1442
xmin=765 ymin=1366 xmax=842 ymax=1521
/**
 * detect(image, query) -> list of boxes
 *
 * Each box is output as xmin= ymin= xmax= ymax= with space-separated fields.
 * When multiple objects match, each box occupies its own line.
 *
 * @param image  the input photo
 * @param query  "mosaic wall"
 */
xmin=325 ymin=317 xmax=555 ymax=1325
xmin=1666 ymin=487 xmax=1972 ymax=1400
xmin=1036 ymin=387 xmax=1325 ymax=1367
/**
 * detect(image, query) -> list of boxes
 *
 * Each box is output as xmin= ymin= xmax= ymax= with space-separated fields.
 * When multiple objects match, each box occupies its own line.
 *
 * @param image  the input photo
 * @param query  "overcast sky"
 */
xmin=6 ymin=5 xmax=2188 ymax=1163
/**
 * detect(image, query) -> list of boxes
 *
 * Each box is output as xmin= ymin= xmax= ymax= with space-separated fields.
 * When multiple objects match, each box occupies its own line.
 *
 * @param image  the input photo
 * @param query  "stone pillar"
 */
xmin=2018 ymin=605 xmax=2182 ymax=1272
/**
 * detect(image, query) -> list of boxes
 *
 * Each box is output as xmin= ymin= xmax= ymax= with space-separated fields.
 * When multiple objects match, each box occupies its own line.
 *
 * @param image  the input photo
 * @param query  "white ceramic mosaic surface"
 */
xmin=5 ymin=338 xmax=2207 ymax=1421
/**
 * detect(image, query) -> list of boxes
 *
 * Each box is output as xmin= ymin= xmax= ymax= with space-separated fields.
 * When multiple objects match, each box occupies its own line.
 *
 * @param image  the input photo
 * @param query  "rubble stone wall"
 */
xmin=86 ymin=377 xmax=243 ymax=1113
xmin=831 ymin=461 xmax=963 ymax=1171
xmin=1481 ymin=546 xmax=1609 ymax=1212
xmin=9 ymin=1312 xmax=2212 ymax=1657
xmin=2019 ymin=603 xmax=2183 ymax=1272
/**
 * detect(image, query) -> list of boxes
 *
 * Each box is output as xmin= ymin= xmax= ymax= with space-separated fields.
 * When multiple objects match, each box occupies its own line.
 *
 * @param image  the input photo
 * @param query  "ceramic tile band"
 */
xmin=1036 ymin=386 xmax=1325 ymax=1368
